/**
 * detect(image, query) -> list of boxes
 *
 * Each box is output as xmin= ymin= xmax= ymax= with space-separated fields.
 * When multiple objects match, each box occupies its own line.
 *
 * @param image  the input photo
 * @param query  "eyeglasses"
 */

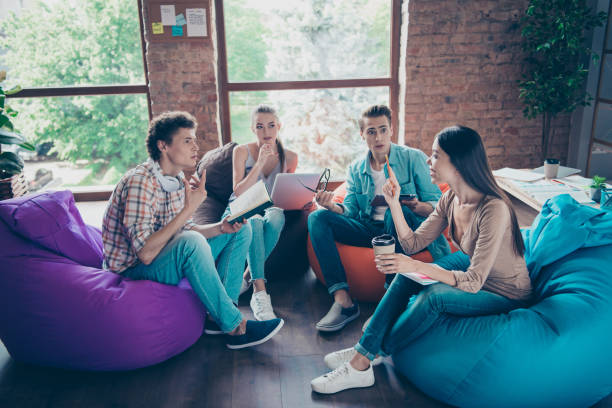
xmin=299 ymin=168 xmax=330 ymax=193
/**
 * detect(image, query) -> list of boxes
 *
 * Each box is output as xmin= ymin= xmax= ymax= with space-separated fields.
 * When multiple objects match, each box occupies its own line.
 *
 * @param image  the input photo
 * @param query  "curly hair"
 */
xmin=146 ymin=111 xmax=197 ymax=161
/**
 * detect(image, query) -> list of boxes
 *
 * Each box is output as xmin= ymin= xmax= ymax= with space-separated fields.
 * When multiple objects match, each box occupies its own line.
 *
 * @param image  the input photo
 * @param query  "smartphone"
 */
xmin=399 ymin=194 xmax=416 ymax=201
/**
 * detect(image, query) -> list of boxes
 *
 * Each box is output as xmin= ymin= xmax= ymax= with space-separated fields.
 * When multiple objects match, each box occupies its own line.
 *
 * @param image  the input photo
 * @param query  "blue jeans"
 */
xmin=222 ymin=206 xmax=285 ymax=282
xmin=246 ymin=207 xmax=285 ymax=282
xmin=123 ymin=228 xmax=251 ymax=333
xmin=307 ymin=206 xmax=449 ymax=295
xmin=354 ymin=251 xmax=524 ymax=360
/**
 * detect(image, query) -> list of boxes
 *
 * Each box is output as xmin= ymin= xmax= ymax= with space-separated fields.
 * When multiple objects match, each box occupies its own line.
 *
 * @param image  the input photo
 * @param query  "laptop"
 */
xmin=270 ymin=173 xmax=320 ymax=210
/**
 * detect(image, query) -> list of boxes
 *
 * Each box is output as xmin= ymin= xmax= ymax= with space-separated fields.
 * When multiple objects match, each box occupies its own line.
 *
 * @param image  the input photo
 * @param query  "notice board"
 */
xmin=147 ymin=2 xmax=210 ymax=42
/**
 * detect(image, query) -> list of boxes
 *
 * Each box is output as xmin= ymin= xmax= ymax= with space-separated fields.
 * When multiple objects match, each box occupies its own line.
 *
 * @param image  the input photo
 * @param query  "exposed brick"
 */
xmin=142 ymin=0 xmax=221 ymax=154
xmin=402 ymin=0 xmax=570 ymax=169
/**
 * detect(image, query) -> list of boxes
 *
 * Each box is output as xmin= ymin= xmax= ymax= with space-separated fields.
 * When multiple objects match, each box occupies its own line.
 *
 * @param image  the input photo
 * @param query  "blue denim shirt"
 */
xmin=340 ymin=143 xmax=442 ymax=222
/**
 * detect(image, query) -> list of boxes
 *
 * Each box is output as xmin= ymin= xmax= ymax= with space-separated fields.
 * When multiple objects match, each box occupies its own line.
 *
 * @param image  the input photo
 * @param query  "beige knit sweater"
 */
xmin=398 ymin=190 xmax=532 ymax=300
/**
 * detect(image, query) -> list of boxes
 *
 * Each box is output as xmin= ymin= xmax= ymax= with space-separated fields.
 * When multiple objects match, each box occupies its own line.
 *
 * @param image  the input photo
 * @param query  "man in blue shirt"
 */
xmin=308 ymin=105 xmax=450 ymax=332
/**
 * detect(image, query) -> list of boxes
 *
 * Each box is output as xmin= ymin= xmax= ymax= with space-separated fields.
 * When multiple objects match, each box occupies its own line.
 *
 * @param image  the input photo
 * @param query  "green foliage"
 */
xmin=225 ymin=2 xmax=269 ymax=82
xmin=519 ymin=0 xmax=606 ymax=159
xmin=0 ymin=71 xmax=35 ymax=178
xmin=591 ymin=175 xmax=607 ymax=189
xmin=519 ymin=0 xmax=606 ymax=118
xmin=0 ymin=0 xmax=148 ymax=181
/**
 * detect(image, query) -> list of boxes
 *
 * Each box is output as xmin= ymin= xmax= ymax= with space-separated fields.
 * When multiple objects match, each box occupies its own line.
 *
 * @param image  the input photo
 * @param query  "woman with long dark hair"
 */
xmin=229 ymin=105 xmax=298 ymax=321
xmin=311 ymin=125 xmax=532 ymax=394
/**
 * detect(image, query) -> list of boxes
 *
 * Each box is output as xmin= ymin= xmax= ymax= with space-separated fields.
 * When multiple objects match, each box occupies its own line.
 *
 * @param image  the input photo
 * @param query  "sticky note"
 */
xmin=172 ymin=25 xmax=183 ymax=37
xmin=176 ymin=13 xmax=186 ymax=26
xmin=152 ymin=22 xmax=164 ymax=34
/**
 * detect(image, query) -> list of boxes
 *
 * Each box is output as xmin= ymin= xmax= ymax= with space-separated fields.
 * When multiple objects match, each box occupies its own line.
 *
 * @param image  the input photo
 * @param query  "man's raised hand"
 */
xmin=183 ymin=169 xmax=207 ymax=214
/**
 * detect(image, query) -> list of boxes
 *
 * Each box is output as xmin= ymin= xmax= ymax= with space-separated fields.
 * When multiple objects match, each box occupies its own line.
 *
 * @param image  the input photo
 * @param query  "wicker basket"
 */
xmin=0 ymin=173 xmax=28 ymax=201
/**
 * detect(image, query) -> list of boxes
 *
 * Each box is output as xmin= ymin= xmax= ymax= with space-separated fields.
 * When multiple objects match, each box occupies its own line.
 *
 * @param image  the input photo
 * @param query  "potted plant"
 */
xmin=519 ymin=0 xmax=607 ymax=161
xmin=0 ymin=70 xmax=35 ymax=200
xmin=590 ymin=175 xmax=606 ymax=202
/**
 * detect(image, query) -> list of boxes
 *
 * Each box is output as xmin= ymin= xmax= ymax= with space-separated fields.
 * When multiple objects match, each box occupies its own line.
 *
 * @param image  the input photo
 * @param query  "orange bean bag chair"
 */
xmin=307 ymin=183 xmax=457 ymax=302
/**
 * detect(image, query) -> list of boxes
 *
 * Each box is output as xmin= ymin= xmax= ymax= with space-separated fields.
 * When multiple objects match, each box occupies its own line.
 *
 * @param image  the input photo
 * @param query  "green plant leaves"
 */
xmin=0 ymin=151 xmax=24 ymax=176
xmin=0 ymin=129 xmax=35 ymax=150
xmin=4 ymin=85 xmax=22 ymax=96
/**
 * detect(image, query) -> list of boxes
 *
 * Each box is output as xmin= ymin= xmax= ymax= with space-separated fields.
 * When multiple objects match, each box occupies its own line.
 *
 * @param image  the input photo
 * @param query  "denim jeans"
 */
xmin=354 ymin=251 xmax=524 ymax=360
xmin=307 ymin=206 xmax=448 ymax=295
xmin=222 ymin=205 xmax=285 ymax=282
xmin=123 ymin=227 xmax=251 ymax=333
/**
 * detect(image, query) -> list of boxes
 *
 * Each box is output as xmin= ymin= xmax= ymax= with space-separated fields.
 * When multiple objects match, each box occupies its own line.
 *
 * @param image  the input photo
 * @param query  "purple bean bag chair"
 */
xmin=0 ymin=190 xmax=206 ymax=371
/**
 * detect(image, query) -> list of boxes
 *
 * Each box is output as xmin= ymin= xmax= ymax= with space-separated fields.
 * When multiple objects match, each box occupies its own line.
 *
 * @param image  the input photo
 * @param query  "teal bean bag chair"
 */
xmin=392 ymin=195 xmax=612 ymax=408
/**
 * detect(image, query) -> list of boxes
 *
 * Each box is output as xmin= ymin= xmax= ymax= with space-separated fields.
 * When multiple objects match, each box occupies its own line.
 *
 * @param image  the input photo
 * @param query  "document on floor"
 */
xmin=400 ymin=272 xmax=438 ymax=285
xmin=227 ymin=180 xmax=273 ymax=224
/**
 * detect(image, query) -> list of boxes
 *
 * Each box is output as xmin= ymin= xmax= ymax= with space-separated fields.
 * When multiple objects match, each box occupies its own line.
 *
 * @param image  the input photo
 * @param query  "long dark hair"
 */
xmin=252 ymin=104 xmax=286 ymax=171
xmin=436 ymin=125 xmax=525 ymax=256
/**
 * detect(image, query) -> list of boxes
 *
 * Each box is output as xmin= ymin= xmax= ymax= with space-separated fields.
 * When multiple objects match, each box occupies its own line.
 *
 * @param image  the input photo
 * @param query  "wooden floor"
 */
xmin=1 ymin=268 xmax=612 ymax=408
xmin=1 ymin=197 xmax=611 ymax=407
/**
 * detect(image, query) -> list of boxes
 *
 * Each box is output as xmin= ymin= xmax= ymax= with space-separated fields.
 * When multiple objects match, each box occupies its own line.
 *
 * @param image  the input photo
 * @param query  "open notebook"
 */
xmin=400 ymin=272 xmax=438 ymax=285
xmin=227 ymin=180 xmax=273 ymax=224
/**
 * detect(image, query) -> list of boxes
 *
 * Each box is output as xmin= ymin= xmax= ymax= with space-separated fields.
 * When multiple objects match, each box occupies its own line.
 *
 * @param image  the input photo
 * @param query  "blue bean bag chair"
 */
xmin=392 ymin=195 xmax=612 ymax=408
xmin=0 ymin=191 xmax=206 ymax=371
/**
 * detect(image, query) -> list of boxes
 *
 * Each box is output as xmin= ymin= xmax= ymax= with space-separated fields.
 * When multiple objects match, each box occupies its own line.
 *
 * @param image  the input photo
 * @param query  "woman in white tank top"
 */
xmin=230 ymin=105 xmax=298 ymax=321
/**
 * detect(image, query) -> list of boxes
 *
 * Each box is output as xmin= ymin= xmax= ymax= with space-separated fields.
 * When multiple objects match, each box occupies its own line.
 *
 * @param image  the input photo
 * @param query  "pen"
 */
xmin=385 ymin=154 xmax=396 ymax=195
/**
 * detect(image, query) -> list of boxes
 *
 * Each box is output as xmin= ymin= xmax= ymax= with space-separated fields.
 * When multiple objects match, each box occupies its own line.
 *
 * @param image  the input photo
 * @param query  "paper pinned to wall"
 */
xmin=152 ymin=22 xmax=164 ymax=34
xmin=186 ymin=8 xmax=206 ymax=37
xmin=171 ymin=25 xmax=183 ymax=37
xmin=160 ymin=5 xmax=176 ymax=26
xmin=176 ymin=13 xmax=186 ymax=26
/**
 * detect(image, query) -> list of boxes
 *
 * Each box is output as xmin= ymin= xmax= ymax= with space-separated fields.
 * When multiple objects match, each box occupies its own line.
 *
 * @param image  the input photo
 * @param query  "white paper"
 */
xmin=229 ymin=180 xmax=270 ymax=216
xmin=186 ymin=8 xmax=206 ymax=37
xmin=493 ymin=167 xmax=544 ymax=182
xmin=160 ymin=5 xmax=176 ymax=26
xmin=400 ymin=272 xmax=438 ymax=285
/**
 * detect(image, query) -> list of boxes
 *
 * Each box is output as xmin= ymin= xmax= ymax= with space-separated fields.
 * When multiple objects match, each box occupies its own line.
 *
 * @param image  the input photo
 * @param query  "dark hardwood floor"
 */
xmin=1 ymin=199 xmax=611 ymax=407
xmin=2 ymin=268 xmax=612 ymax=408
xmin=0 ymin=269 xmax=453 ymax=408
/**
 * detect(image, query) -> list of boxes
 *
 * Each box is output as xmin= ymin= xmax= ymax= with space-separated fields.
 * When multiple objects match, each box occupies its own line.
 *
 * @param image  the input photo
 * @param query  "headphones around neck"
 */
xmin=150 ymin=160 xmax=183 ymax=192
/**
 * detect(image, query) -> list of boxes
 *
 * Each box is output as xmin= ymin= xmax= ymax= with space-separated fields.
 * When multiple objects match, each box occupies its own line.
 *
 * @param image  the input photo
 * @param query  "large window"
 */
xmin=1 ymin=0 xmax=150 ymax=196
xmin=587 ymin=1 xmax=612 ymax=178
xmin=217 ymin=0 xmax=400 ymax=177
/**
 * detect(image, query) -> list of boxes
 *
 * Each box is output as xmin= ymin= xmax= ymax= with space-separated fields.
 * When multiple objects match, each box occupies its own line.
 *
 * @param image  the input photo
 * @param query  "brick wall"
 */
xmin=402 ymin=0 xmax=570 ymax=169
xmin=141 ymin=0 xmax=221 ymax=155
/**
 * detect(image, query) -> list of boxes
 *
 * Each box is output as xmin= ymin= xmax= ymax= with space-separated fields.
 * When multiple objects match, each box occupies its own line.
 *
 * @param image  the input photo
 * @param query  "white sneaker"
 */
xmin=324 ymin=347 xmax=383 ymax=370
xmin=311 ymin=362 xmax=375 ymax=394
xmin=239 ymin=277 xmax=252 ymax=296
xmin=250 ymin=291 xmax=277 ymax=321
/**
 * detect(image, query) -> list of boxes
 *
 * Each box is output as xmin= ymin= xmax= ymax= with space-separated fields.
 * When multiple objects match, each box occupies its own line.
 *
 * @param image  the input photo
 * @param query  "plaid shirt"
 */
xmin=102 ymin=160 xmax=196 ymax=273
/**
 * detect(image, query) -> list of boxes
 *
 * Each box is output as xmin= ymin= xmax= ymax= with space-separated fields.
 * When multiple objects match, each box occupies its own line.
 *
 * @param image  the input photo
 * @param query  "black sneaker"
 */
xmin=315 ymin=303 xmax=360 ymax=332
xmin=226 ymin=318 xmax=284 ymax=350
xmin=204 ymin=319 xmax=224 ymax=335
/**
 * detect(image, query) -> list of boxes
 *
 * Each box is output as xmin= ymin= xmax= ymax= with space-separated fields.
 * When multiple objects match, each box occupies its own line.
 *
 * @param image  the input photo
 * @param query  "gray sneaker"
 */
xmin=316 ymin=302 xmax=360 ymax=332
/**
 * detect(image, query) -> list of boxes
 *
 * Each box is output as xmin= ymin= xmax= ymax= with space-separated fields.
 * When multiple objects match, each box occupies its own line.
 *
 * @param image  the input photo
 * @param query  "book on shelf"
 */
xmin=227 ymin=180 xmax=273 ymax=224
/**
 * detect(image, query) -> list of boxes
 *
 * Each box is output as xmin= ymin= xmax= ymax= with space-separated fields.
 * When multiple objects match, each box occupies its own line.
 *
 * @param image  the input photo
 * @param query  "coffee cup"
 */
xmin=371 ymin=234 xmax=396 ymax=256
xmin=544 ymin=158 xmax=560 ymax=179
